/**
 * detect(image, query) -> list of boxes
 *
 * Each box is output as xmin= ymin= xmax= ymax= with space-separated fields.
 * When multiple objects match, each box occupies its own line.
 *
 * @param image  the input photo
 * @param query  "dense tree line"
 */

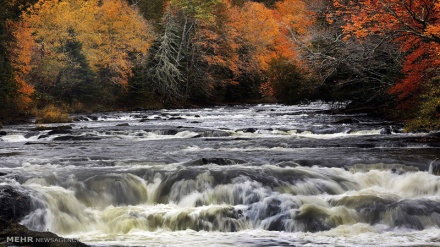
xmin=0 ymin=0 xmax=439 ymax=130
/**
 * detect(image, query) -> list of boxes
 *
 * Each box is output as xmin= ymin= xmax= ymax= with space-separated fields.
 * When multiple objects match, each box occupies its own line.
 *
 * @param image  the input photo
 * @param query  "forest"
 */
xmin=0 ymin=0 xmax=439 ymax=131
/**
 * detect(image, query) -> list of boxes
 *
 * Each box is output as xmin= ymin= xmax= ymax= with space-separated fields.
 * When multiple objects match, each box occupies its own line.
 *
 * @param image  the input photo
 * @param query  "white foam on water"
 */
xmin=1 ymin=134 xmax=29 ymax=142
xmin=65 ymin=226 xmax=440 ymax=247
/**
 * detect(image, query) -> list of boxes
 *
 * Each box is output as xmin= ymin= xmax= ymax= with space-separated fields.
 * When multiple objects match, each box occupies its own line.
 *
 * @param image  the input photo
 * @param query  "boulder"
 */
xmin=0 ymin=186 xmax=89 ymax=246
xmin=0 ymin=186 xmax=32 ymax=222
xmin=116 ymin=123 xmax=130 ymax=127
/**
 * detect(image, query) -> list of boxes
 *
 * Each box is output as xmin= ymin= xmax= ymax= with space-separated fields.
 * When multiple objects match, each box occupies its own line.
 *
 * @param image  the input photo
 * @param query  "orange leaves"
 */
xmin=226 ymin=0 xmax=304 ymax=71
xmin=219 ymin=0 xmax=313 ymax=96
xmin=335 ymin=0 xmax=439 ymax=43
xmin=18 ymin=0 xmax=154 ymax=88
xmin=334 ymin=0 xmax=440 ymax=111
xmin=226 ymin=2 xmax=280 ymax=71
xmin=275 ymin=0 xmax=314 ymax=36
xmin=229 ymin=2 xmax=279 ymax=49
xmin=8 ymin=20 xmax=35 ymax=108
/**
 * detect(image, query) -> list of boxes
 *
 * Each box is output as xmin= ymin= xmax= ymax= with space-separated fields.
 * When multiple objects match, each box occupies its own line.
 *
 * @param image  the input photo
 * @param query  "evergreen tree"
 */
xmin=54 ymin=34 xmax=99 ymax=105
xmin=146 ymin=6 xmax=184 ymax=103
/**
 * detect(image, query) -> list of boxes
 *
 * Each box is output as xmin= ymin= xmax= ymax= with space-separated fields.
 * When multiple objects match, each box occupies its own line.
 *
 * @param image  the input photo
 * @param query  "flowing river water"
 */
xmin=1 ymin=103 xmax=440 ymax=246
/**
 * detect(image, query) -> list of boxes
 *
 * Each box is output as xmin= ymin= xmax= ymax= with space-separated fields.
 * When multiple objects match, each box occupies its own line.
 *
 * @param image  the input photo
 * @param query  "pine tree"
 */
xmin=146 ymin=6 xmax=184 ymax=103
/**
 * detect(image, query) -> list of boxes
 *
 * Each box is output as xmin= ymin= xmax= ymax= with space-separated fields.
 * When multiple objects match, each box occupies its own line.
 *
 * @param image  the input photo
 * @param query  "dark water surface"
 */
xmin=1 ymin=103 xmax=440 ymax=246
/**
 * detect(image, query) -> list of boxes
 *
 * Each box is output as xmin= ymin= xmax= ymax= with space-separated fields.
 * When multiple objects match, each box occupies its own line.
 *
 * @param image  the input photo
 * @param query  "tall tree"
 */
xmin=17 ymin=0 xmax=153 ymax=106
xmin=296 ymin=0 xmax=402 ymax=106
xmin=54 ymin=33 xmax=99 ymax=104
xmin=334 ymin=0 xmax=440 ymax=128
xmin=0 ymin=0 xmax=37 ymax=120
xmin=146 ymin=5 xmax=184 ymax=103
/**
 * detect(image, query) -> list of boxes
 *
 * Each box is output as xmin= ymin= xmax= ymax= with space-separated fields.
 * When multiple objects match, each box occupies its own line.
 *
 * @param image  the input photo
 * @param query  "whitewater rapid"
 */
xmin=1 ymin=103 xmax=439 ymax=246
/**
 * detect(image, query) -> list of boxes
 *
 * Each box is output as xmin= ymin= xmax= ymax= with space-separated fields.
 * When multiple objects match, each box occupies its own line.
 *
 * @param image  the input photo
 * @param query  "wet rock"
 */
xmin=53 ymin=135 xmax=101 ymax=141
xmin=275 ymin=161 xmax=300 ymax=168
xmin=160 ymin=129 xmax=179 ymax=135
xmin=116 ymin=123 xmax=130 ymax=127
xmin=0 ymin=219 xmax=89 ymax=247
xmin=181 ymin=158 xmax=246 ymax=166
xmin=154 ymin=169 xmax=203 ymax=203
xmin=200 ymin=130 xmax=230 ymax=137
xmin=428 ymin=131 xmax=440 ymax=137
xmin=380 ymin=127 xmax=392 ymax=135
xmin=37 ymin=135 xmax=49 ymax=139
xmin=87 ymin=115 xmax=98 ymax=121
xmin=330 ymin=195 xmax=394 ymax=225
xmin=0 ymin=131 xmax=6 ymax=136
xmin=294 ymin=204 xmax=331 ymax=232
xmin=31 ymin=125 xmax=73 ymax=131
xmin=168 ymin=116 xmax=184 ymax=120
xmin=333 ymin=118 xmax=359 ymax=124
xmin=48 ymin=129 xmax=72 ymax=135
xmin=385 ymin=199 xmax=440 ymax=230
xmin=0 ymin=186 xmax=32 ymax=222
xmin=429 ymin=159 xmax=440 ymax=176
xmin=24 ymin=132 xmax=39 ymax=138
xmin=72 ymin=116 xmax=89 ymax=121
xmin=266 ymin=214 xmax=289 ymax=231
xmin=242 ymin=128 xmax=257 ymax=133
xmin=52 ymin=136 xmax=75 ymax=141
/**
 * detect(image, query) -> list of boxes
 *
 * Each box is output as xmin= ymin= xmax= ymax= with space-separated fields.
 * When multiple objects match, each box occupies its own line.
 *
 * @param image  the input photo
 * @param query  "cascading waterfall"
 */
xmin=1 ymin=103 xmax=439 ymax=246
xmin=17 ymin=163 xmax=440 ymax=238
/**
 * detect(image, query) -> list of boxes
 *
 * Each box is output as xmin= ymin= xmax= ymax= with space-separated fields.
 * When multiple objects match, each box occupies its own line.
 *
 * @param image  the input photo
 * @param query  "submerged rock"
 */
xmin=429 ymin=159 xmax=440 ymax=176
xmin=53 ymin=135 xmax=101 ymax=141
xmin=48 ymin=129 xmax=72 ymax=135
xmin=181 ymin=158 xmax=246 ymax=166
xmin=380 ymin=126 xmax=392 ymax=135
xmin=333 ymin=118 xmax=359 ymax=124
xmin=31 ymin=125 xmax=73 ymax=131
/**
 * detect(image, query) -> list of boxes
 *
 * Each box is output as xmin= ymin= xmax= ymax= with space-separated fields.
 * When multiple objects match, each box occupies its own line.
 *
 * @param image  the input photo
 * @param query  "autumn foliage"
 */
xmin=0 ymin=0 xmax=439 ymax=130
xmin=333 ymin=0 xmax=440 ymax=129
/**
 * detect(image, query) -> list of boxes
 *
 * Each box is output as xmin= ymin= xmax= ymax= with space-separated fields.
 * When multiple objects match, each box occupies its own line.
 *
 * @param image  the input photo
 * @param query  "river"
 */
xmin=1 ymin=103 xmax=440 ymax=246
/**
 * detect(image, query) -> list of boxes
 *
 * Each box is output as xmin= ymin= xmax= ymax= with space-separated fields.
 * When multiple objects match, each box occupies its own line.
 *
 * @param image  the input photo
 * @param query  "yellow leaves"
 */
xmin=80 ymin=0 xmax=153 ymax=86
xmin=172 ymin=0 xmax=223 ymax=20
xmin=20 ymin=0 xmax=154 ymax=87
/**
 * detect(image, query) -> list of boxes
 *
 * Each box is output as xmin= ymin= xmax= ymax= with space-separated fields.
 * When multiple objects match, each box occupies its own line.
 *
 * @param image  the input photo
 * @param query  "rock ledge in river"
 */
xmin=0 ymin=220 xmax=88 ymax=247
